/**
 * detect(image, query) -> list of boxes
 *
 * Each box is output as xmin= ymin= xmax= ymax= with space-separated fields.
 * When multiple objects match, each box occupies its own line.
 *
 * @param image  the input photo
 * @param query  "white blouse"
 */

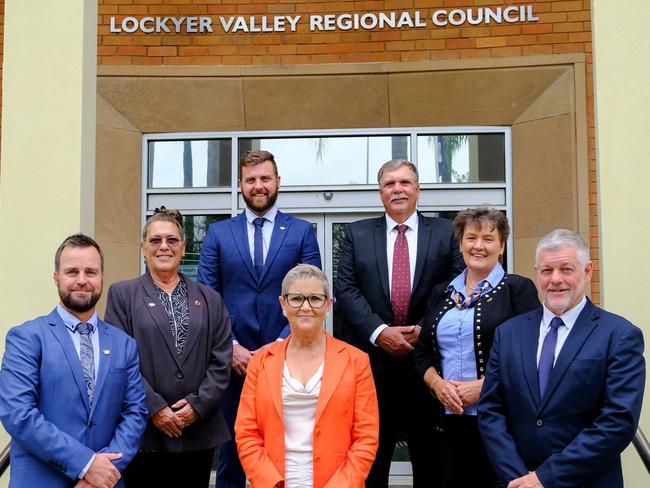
xmin=282 ymin=361 xmax=324 ymax=488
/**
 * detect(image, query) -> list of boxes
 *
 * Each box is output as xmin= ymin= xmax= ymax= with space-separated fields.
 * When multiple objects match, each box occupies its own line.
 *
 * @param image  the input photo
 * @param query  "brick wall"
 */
xmin=98 ymin=1 xmax=592 ymax=65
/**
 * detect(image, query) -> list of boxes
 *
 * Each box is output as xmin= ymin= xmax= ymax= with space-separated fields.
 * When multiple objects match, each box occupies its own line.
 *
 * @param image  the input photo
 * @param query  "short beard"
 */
xmin=243 ymin=188 xmax=279 ymax=215
xmin=60 ymin=290 xmax=101 ymax=314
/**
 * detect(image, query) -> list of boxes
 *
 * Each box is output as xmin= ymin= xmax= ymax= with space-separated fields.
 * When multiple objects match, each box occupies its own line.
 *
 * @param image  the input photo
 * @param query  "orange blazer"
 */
xmin=235 ymin=333 xmax=379 ymax=488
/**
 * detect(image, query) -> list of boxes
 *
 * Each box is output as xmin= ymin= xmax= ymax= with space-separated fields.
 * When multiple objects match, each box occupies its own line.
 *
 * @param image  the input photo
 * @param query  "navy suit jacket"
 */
xmin=0 ymin=310 xmax=147 ymax=488
xmin=478 ymin=299 xmax=646 ymax=488
xmin=197 ymin=210 xmax=321 ymax=350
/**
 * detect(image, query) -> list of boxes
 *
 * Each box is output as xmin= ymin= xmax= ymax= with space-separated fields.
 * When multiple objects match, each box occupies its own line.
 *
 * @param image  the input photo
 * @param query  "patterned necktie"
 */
xmin=538 ymin=316 xmax=563 ymax=398
xmin=391 ymin=224 xmax=411 ymax=326
xmin=253 ymin=217 xmax=266 ymax=277
xmin=76 ymin=322 xmax=95 ymax=404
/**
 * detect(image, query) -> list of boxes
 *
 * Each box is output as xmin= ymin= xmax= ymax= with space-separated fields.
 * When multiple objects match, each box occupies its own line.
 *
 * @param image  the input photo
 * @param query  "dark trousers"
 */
xmin=366 ymin=362 xmax=438 ymax=488
xmin=124 ymin=448 xmax=215 ymax=488
xmin=439 ymin=414 xmax=495 ymax=488
xmin=216 ymin=372 xmax=247 ymax=488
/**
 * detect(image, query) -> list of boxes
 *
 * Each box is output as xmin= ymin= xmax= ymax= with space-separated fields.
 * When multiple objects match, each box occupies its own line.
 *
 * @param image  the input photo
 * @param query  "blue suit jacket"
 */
xmin=478 ymin=299 xmax=646 ymax=488
xmin=0 ymin=310 xmax=147 ymax=488
xmin=197 ymin=210 xmax=321 ymax=350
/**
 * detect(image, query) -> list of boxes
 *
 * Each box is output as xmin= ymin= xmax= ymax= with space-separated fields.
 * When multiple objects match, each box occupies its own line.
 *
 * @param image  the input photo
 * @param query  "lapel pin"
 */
xmin=148 ymin=302 xmax=155 ymax=307
xmin=103 ymin=349 xmax=111 ymax=355
xmin=195 ymin=300 xmax=202 ymax=306
xmin=280 ymin=226 xmax=286 ymax=231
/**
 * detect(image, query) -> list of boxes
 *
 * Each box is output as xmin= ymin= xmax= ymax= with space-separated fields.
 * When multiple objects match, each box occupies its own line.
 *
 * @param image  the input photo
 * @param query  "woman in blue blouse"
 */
xmin=413 ymin=208 xmax=540 ymax=488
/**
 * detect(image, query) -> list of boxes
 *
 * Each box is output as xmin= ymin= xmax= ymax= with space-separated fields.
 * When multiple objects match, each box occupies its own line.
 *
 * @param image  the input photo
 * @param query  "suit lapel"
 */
xmin=261 ymin=212 xmax=291 ymax=282
xmin=140 ymin=275 xmax=183 ymax=370
xmin=263 ymin=341 xmax=287 ymax=421
xmin=374 ymin=217 xmax=390 ymax=304
xmin=47 ymin=310 xmax=91 ymax=414
xmin=91 ymin=321 xmax=113 ymax=417
xmin=412 ymin=213 xmax=431 ymax=297
xmin=539 ymin=301 xmax=599 ymax=410
xmin=315 ymin=335 xmax=348 ymax=424
xmin=231 ymin=212 xmax=258 ymax=281
xmin=180 ymin=277 xmax=203 ymax=365
xmin=521 ymin=309 xmax=543 ymax=406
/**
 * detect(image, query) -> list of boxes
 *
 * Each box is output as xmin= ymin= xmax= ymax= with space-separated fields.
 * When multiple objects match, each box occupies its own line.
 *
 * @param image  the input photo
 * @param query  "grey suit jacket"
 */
xmin=105 ymin=272 xmax=232 ymax=452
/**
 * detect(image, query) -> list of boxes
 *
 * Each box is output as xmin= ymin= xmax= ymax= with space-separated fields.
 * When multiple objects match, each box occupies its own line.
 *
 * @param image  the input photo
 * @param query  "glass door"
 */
xmin=295 ymin=213 xmax=382 ymax=335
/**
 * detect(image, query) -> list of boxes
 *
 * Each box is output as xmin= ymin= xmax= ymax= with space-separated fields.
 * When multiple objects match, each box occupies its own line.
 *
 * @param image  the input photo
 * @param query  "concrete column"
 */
xmin=593 ymin=1 xmax=650 ymax=485
xmin=0 ymin=0 xmax=97 ymax=326
xmin=0 ymin=0 xmax=97 ymax=463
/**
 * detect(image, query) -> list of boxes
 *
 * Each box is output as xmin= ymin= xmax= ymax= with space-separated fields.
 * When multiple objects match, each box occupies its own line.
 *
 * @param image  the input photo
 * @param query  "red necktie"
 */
xmin=391 ymin=224 xmax=411 ymax=326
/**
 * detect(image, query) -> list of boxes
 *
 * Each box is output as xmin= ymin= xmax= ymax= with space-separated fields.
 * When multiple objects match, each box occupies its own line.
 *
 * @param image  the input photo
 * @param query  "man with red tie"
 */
xmin=336 ymin=159 xmax=464 ymax=487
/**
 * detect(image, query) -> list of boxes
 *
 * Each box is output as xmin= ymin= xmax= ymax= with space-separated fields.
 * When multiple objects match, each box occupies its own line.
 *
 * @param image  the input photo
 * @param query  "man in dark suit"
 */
xmin=336 ymin=159 xmax=464 ymax=487
xmin=197 ymin=150 xmax=321 ymax=488
xmin=478 ymin=229 xmax=646 ymax=488
xmin=0 ymin=234 xmax=147 ymax=488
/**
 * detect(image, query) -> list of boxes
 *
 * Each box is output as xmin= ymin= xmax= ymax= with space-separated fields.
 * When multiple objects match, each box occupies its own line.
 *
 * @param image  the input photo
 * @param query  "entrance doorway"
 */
xmin=142 ymin=127 xmax=514 ymax=482
xmin=295 ymin=213 xmax=380 ymax=335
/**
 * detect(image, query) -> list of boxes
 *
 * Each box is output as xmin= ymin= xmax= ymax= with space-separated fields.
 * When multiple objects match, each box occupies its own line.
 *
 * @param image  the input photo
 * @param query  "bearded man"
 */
xmin=197 ymin=150 xmax=321 ymax=488
xmin=0 ymin=234 xmax=147 ymax=488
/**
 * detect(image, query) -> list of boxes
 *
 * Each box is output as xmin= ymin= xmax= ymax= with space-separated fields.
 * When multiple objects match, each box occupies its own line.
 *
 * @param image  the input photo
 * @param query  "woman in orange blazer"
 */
xmin=235 ymin=264 xmax=379 ymax=488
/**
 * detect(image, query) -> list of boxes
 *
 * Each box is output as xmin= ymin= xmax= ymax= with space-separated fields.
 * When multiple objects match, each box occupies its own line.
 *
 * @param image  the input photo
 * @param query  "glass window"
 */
xmin=239 ymin=135 xmax=410 ymax=186
xmin=417 ymin=134 xmax=505 ymax=183
xmin=148 ymin=139 xmax=231 ymax=188
xmin=179 ymin=215 xmax=229 ymax=279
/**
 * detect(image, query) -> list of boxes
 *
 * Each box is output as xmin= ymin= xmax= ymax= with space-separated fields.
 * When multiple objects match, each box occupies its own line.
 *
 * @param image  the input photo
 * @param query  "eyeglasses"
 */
xmin=146 ymin=236 xmax=182 ymax=248
xmin=283 ymin=293 xmax=328 ymax=309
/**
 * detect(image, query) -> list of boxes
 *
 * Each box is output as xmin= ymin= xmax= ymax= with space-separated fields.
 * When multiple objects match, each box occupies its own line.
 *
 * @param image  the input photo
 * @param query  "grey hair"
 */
xmin=377 ymin=159 xmax=419 ymax=184
xmin=535 ymin=229 xmax=589 ymax=266
xmin=281 ymin=264 xmax=329 ymax=296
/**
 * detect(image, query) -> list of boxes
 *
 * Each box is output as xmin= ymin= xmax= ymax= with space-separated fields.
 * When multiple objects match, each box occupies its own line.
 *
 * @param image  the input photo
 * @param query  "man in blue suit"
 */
xmin=0 ymin=234 xmax=147 ymax=488
xmin=478 ymin=229 xmax=645 ymax=488
xmin=197 ymin=150 xmax=321 ymax=488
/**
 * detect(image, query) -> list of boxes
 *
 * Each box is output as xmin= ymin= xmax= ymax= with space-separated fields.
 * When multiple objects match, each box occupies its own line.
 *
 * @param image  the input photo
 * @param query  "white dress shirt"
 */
xmin=370 ymin=211 xmax=419 ymax=345
xmin=236 ymin=205 xmax=279 ymax=346
xmin=245 ymin=204 xmax=278 ymax=265
xmin=55 ymin=304 xmax=100 ymax=478
xmin=56 ymin=304 xmax=100 ymax=378
xmin=536 ymin=296 xmax=587 ymax=366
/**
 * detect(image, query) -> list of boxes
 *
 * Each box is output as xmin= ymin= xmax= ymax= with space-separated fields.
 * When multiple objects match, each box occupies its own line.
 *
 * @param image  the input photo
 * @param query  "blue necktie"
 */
xmin=76 ymin=323 xmax=95 ymax=404
xmin=253 ymin=217 xmax=266 ymax=277
xmin=538 ymin=316 xmax=563 ymax=398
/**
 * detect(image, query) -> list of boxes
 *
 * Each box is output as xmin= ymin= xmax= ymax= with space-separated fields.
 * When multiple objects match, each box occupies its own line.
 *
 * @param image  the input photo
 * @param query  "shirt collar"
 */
xmin=385 ymin=211 xmax=419 ymax=233
xmin=542 ymin=295 xmax=587 ymax=331
xmin=56 ymin=304 xmax=98 ymax=333
xmin=447 ymin=262 xmax=505 ymax=296
xmin=245 ymin=204 xmax=278 ymax=225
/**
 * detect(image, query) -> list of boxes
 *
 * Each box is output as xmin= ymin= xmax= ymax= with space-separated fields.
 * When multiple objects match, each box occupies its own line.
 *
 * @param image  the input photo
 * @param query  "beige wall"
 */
xmin=0 ymin=0 xmax=97 ymax=474
xmin=97 ymin=56 xmax=589 ymax=290
xmin=593 ymin=0 xmax=650 ymax=485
